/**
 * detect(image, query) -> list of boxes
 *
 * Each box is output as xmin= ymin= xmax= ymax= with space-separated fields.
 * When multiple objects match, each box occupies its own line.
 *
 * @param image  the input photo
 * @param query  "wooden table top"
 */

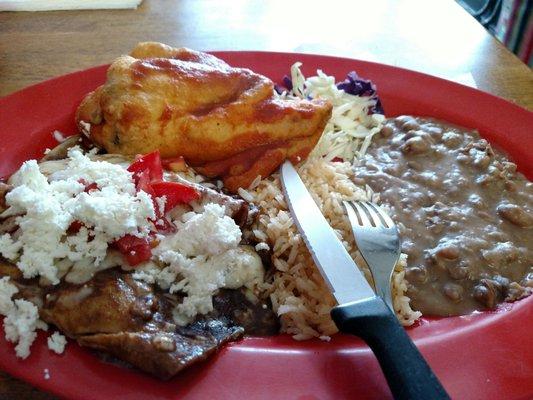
xmin=1 ymin=0 xmax=532 ymax=110
xmin=0 ymin=0 xmax=531 ymax=398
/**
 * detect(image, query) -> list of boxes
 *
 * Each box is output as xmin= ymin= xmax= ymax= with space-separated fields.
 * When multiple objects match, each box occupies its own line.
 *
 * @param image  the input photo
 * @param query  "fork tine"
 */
xmin=359 ymin=201 xmax=383 ymax=228
xmin=366 ymin=201 xmax=395 ymax=228
xmin=352 ymin=201 xmax=374 ymax=227
xmin=364 ymin=201 xmax=388 ymax=228
xmin=343 ymin=201 xmax=360 ymax=227
xmin=343 ymin=200 xmax=399 ymax=312
xmin=343 ymin=201 xmax=361 ymax=226
xmin=352 ymin=201 xmax=373 ymax=227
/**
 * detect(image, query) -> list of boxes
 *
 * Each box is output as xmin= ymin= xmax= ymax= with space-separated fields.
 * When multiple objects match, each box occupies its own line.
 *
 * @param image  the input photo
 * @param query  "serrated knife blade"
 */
xmin=280 ymin=160 xmax=375 ymax=305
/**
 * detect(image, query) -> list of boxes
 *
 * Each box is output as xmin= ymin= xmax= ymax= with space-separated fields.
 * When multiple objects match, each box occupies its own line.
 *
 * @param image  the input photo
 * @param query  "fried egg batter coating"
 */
xmin=77 ymin=42 xmax=332 ymax=191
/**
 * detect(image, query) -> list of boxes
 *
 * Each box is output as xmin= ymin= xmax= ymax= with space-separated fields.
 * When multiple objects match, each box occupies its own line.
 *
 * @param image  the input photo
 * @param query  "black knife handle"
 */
xmin=331 ymin=297 xmax=450 ymax=400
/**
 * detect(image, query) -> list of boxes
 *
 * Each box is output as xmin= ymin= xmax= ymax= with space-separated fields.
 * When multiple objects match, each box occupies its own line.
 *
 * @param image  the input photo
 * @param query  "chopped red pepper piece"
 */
xmin=151 ymin=181 xmax=200 ymax=213
xmin=127 ymin=150 xmax=163 ymax=183
xmin=114 ymin=234 xmax=152 ymax=266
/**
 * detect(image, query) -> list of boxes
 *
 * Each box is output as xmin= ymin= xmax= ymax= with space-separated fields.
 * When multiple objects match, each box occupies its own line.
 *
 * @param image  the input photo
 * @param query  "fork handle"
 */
xmin=331 ymin=296 xmax=450 ymax=400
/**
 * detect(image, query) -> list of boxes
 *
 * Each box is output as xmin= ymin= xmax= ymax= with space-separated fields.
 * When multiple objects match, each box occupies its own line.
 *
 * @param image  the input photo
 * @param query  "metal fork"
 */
xmin=343 ymin=200 xmax=400 ymax=311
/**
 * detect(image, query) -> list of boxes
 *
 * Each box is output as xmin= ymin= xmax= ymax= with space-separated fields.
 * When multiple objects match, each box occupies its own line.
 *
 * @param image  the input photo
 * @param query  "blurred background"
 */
xmin=457 ymin=0 xmax=532 ymax=66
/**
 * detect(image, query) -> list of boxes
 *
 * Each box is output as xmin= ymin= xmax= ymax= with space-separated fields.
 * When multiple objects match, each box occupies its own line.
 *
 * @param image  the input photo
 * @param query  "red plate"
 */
xmin=0 ymin=52 xmax=532 ymax=400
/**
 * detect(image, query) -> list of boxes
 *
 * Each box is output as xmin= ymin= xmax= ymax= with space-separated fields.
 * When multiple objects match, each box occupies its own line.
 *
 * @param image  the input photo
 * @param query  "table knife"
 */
xmin=280 ymin=160 xmax=450 ymax=400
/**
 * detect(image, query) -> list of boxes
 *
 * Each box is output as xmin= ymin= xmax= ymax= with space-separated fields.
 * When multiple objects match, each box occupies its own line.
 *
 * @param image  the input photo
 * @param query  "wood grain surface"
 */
xmin=0 ymin=0 xmax=531 ymax=399
xmin=1 ymin=0 xmax=532 ymax=110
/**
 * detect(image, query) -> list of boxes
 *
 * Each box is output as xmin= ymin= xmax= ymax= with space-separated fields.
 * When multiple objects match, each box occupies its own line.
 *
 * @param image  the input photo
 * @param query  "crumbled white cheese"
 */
xmin=131 ymin=261 xmax=161 ymax=284
xmin=64 ymin=245 xmax=123 ymax=285
xmin=255 ymin=242 xmax=270 ymax=252
xmin=155 ymin=196 xmax=166 ymax=216
xmin=4 ymin=298 xmax=43 ymax=359
xmin=1 ymin=277 xmax=48 ymax=359
xmin=159 ymin=203 xmax=241 ymax=257
xmin=0 ymin=148 xmax=155 ymax=284
xmin=0 ymin=284 xmax=48 ymax=358
xmin=0 ymin=234 xmax=22 ymax=261
xmin=0 ymin=277 xmax=18 ymax=315
xmin=0 ymin=151 xmax=267 ymax=358
xmin=152 ymin=204 xmax=263 ymax=325
xmin=47 ymin=332 xmax=67 ymax=354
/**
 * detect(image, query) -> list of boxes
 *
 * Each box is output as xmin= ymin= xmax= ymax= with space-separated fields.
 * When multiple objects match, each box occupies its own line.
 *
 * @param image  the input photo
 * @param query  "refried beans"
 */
xmin=353 ymin=115 xmax=533 ymax=316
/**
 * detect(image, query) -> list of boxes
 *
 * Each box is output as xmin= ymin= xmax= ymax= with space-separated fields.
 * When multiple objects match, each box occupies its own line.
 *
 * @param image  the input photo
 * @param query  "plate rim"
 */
xmin=0 ymin=50 xmax=532 ymax=400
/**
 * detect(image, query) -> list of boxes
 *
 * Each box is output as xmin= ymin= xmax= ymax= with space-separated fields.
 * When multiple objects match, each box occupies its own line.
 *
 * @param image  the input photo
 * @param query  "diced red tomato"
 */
xmin=84 ymin=182 xmax=99 ymax=193
xmin=135 ymin=170 xmax=156 ymax=198
xmin=114 ymin=234 xmax=152 ymax=266
xmin=67 ymin=220 xmax=84 ymax=234
xmin=125 ymin=151 xmax=198 ymax=236
xmin=161 ymin=156 xmax=187 ymax=172
xmin=153 ymin=217 xmax=176 ymax=233
xmin=151 ymin=181 xmax=200 ymax=213
xmin=332 ymin=157 xmax=344 ymax=162
xmin=127 ymin=150 xmax=163 ymax=183
xmin=78 ymin=179 xmax=99 ymax=193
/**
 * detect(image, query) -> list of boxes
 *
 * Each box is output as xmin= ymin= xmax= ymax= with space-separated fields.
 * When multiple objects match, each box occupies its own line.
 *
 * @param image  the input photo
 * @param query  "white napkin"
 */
xmin=0 ymin=0 xmax=143 ymax=11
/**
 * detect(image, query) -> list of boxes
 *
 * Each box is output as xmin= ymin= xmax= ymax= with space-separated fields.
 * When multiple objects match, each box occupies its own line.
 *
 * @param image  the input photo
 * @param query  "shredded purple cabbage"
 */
xmin=274 ymin=84 xmax=285 ymax=95
xmin=282 ymin=75 xmax=293 ymax=91
xmin=336 ymin=71 xmax=384 ymax=114
xmin=274 ymin=75 xmax=293 ymax=94
xmin=371 ymin=98 xmax=384 ymax=115
xmin=336 ymin=71 xmax=374 ymax=96
xmin=275 ymin=70 xmax=384 ymax=114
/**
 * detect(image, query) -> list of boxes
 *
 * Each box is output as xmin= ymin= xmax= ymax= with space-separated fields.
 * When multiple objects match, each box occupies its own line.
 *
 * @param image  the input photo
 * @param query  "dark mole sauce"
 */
xmin=354 ymin=116 xmax=533 ymax=316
